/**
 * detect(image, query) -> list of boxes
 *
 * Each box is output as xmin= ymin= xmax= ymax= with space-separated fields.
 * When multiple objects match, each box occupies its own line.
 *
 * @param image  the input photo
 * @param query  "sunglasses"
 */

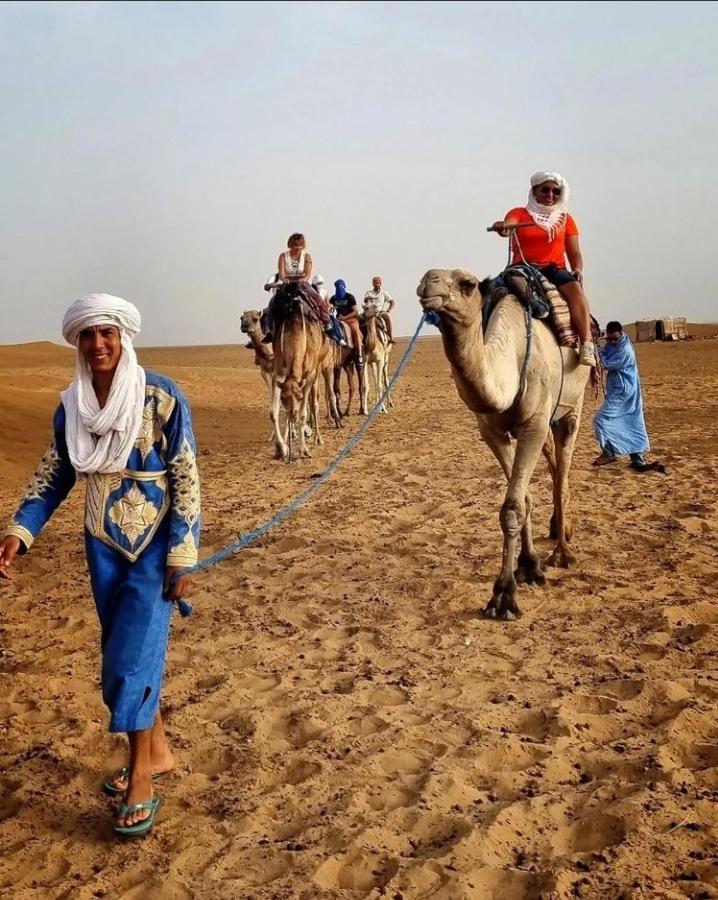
xmin=537 ymin=186 xmax=562 ymax=197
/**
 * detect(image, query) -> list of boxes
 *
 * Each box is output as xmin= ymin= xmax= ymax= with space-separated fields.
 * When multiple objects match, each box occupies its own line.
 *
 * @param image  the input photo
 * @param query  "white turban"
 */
xmin=60 ymin=293 xmax=146 ymax=475
xmin=311 ymin=274 xmax=325 ymax=286
xmin=62 ymin=293 xmax=142 ymax=345
xmin=526 ymin=171 xmax=570 ymax=239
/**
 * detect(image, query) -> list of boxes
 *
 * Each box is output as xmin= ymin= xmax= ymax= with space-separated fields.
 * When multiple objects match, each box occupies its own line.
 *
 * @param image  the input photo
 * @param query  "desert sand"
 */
xmin=1 ymin=328 xmax=717 ymax=899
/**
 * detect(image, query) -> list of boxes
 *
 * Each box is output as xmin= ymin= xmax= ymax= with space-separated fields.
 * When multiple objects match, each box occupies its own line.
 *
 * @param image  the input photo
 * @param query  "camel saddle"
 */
xmin=271 ymin=283 xmax=323 ymax=325
xmin=486 ymin=264 xmax=599 ymax=350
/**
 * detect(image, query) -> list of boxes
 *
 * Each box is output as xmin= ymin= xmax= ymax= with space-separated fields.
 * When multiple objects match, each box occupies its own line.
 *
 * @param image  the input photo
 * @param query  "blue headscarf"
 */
xmin=334 ymin=279 xmax=346 ymax=301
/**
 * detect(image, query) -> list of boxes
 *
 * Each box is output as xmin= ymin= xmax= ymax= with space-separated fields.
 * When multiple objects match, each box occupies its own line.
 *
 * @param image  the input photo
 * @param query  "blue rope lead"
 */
xmin=174 ymin=314 xmax=429 ymax=616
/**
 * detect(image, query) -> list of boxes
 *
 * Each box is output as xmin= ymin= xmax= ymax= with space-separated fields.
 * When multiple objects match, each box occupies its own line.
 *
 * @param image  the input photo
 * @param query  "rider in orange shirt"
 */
xmin=492 ymin=171 xmax=596 ymax=367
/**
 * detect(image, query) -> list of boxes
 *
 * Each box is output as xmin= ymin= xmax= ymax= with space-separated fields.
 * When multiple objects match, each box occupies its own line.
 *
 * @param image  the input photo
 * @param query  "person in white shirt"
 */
xmin=363 ymin=275 xmax=395 ymax=343
xmin=311 ymin=274 xmax=330 ymax=303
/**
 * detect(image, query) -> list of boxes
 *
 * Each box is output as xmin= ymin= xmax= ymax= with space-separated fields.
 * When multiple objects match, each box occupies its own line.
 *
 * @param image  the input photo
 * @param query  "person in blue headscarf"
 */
xmin=593 ymin=321 xmax=650 ymax=468
xmin=331 ymin=279 xmax=363 ymax=363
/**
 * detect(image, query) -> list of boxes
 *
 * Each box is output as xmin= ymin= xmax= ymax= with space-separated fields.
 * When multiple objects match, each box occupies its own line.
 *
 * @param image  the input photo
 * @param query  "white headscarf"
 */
xmin=526 ymin=171 xmax=570 ymax=240
xmin=311 ymin=274 xmax=324 ymax=287
xmin=60 ymin=293 xmax=146 ymax=474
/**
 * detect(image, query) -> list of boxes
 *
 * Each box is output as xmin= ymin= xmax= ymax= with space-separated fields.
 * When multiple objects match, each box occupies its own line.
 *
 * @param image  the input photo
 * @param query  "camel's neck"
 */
xmin=364 ymin=317 xmax=379 ymax=353
xmin=248 ymin=327 xmax=273 ymax=361
xmin=441 ymin=299 xmax=525 ymax=414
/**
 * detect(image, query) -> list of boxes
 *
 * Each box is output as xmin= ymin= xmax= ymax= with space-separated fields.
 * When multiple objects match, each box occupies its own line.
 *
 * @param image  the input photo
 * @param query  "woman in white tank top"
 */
xmin=278 ymin=233 xmax=312 ymax=284
xmin=269 ymin=233 xmax=337 ymax=337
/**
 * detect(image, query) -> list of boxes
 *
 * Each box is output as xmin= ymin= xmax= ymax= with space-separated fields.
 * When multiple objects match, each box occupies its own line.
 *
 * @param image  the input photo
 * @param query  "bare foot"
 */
xmin=117 ymin=775 xmax=154 ymax=828
xmin=106 ymin=751 xmax=175 ymax=792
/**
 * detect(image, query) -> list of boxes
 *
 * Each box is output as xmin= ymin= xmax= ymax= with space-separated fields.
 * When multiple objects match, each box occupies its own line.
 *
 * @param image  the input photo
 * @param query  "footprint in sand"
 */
xmin=379 ymin=749 xmax=430 ymax=777
xmin=466 ymin=865 xmax=555 ymax=899
xmin=275 ymin=758 xmax=323 ymax=787
xmin=269 ymin=712 xmax=328 ymax=749
xmin=598 ymin=678 xmax=644 ymax=700
xmin=320 ymin=674 xmax=355 ymax=695
xmin=346 ymin=714 xmax=388 ymax=737
xmin=314 ymin=849 xmax=399 ymax=895
xmin=369 ymin=685 xmax=409 ymax=706
xmin=12 ymin=848 xmax=71 ymax=889
xmin=236 ymin=672 xmax=282 ymax=695
xmin=190 ymin=742 xmax=241 ymax=776
xmin=404 ymin=812 xmax=473 ymax=859
xmin=219 ymin=848 xmax=293 ymax=886
xmin=552 ymin=810 xmax=627 ymax=855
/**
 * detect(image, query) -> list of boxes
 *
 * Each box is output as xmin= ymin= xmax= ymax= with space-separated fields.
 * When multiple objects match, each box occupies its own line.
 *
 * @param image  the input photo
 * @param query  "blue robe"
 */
xmin=594 ymin=335 xmax=649 ymax=457
xmin=4 ymin=372 xmax=201 ymax=732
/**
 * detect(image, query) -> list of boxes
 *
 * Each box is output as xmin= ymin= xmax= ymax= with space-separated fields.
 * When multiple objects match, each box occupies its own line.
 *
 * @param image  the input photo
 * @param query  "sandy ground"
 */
xmin=0 ymin=328 xmax=717 ymax=900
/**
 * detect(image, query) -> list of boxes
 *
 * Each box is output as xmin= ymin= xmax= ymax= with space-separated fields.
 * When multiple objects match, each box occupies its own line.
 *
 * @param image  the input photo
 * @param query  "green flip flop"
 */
xmin=114 ymin=796 xmax=162 ymax=838
xmin=102 ymin=767 xmax=167 ymax=796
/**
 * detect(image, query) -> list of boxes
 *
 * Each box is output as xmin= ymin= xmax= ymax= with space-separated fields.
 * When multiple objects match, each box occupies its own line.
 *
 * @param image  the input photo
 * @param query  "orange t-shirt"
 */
xmin=505 ymin=207 xmax=578 ymax=268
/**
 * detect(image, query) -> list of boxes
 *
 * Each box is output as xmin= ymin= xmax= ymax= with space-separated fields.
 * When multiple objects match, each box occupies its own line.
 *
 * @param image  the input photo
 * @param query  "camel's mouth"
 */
xmin=419 ymin=295 xmax=445 ymax=311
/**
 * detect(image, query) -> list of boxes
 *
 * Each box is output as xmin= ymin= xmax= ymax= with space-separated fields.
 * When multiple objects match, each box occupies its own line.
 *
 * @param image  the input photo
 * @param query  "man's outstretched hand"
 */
xmin=0 ymin=536 xmax=21 ymax=581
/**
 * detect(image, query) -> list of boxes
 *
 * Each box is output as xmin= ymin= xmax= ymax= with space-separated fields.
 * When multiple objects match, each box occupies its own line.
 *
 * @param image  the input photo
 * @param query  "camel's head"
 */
xmin=417 ymin=269 xmax=490 ymax=322
xmin=363 ymin=301 xmax=378 ymax=320
xmin=240 ymin=309 xmax=262 ymax=334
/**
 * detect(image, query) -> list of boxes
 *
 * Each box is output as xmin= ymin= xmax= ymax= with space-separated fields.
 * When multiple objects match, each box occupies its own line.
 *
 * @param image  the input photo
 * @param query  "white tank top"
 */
xmin=284 ymin=250 xmax=306 ymax=278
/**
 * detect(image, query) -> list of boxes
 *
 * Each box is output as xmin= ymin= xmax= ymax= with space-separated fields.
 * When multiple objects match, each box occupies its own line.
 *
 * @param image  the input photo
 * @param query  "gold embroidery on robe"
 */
xmin=167 ymin=528 xmax=198 ymax=566
xmin=108 ymin=484 xmax=160 ymax=546
xmin=168 ymin=438 xmax=200 ymax=528
xmin=24 ymin=441 xmax=61 ymax=501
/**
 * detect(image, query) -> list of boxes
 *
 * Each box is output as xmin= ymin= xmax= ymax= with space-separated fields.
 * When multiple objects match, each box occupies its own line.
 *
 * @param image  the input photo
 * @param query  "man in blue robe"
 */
xmin=0 ymin=293 xmax=200 ymax=837
xmin=593 ymin=321 xmax=650 ymax=468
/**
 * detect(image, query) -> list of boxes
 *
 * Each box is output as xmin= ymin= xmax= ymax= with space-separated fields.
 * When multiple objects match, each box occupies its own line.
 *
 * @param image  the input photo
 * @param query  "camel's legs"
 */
xmin=311 ymin=382 xmax=323 ymax=446
xmin=546 ymin=401 xmax=583 ymax=568
xmin=271 ymin=379 xmax=288 ymax=459
xmin=478 ymin=420 xmax=545 ymax=592
xmin=297 ymin=384 xmax=311 ymax=458
xmin=382 ymin=353 xmax=394 ymax=409
xmin=344 ymin=365 xmax=354 ymax=417
xmin=358 ymin=360 xmax=368 ymax=416
xmin=479 ymin=416 xmax=548 ymax=619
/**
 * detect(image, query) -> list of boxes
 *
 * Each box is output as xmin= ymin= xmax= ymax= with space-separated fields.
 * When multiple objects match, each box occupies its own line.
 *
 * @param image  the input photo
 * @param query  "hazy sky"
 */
xmin=1 ymin=0 xmax=715 ymax=345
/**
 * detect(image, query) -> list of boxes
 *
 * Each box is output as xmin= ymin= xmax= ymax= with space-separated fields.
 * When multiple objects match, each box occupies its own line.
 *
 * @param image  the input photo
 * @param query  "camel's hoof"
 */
xmin=274 ymin=446 xmax=287 ymax=460
xmin=483 ymin=606 xmax=497 ymax=619
xmin=514 ymin=556 xmax=546 ymax=586
xmin=300 ymin=450 xmax=312 ymax=459
xmin=515 ymin=567 xmax=546 ymax=587
xmin=546 ymin=549 xmax=576 ymax=569
xmin=501 ymin=610 xmax=516 ymax=621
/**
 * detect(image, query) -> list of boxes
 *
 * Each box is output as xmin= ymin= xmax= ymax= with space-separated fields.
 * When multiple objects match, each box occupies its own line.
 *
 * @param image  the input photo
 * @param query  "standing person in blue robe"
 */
xmin=593 ymin=321 xmax=650 ymax=469
xmin=0 ymin=293 xmax=201 ymax=838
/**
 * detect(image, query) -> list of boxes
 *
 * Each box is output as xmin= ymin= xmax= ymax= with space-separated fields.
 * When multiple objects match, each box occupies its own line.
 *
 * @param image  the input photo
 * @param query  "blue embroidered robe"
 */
xmin=594 ymin=335 xmax=650 ymax=457
xmin=3 ymin=372 xmax=201 ymax=731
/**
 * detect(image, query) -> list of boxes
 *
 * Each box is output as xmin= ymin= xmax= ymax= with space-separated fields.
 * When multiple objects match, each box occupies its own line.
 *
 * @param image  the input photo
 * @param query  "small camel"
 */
xmin=240 ymin=309 xmax=274 ymax=396
xmin=271 ymin=285 xmax=339 ymax=460
xmin=362 ymin=302 xmax=393 ymax=414
xmin=418 ymin=268 xmax=591 ymax=620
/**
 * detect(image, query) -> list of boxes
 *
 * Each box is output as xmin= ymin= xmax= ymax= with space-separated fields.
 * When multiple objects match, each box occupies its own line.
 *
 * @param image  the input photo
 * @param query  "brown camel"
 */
xmin=417 ymin=268 xmax=591 ymax=620
xmin=362 ymin=302 xmax=393 ymax=414
xmin=333 ymin=320 xmax=366 ymax=418
xmin=271 ymin=285 xmax=339 ymax=460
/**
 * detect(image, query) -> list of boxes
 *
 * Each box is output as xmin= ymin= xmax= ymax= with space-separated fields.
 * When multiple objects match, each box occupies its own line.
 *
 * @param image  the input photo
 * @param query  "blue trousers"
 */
xmin=85 ymin=523 xmax=173 ymax=733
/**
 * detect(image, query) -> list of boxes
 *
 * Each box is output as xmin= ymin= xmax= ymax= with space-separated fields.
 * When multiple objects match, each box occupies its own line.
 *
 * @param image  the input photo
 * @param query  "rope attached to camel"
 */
xmin=170 ymin=314 xmax=429 ymax=612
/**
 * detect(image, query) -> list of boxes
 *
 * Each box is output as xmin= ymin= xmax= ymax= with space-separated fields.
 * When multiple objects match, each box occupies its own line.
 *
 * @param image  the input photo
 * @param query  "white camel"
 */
xmin=418 ymin=268 xmax=592 ymax=620
xmin=362 ymin=301 xmax=393 ymax=414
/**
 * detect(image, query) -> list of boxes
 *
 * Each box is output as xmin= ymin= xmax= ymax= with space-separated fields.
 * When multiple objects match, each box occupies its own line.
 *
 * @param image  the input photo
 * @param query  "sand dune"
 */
xmin=1 ymin=334 xmax=717 ymax=899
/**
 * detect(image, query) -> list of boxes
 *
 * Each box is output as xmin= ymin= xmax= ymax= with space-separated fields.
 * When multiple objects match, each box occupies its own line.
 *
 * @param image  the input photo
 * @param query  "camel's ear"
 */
xmin=478 ymin=277 xmax=493 ymax=300
xmin=458 ymin=276 xmax=478 ymax=297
